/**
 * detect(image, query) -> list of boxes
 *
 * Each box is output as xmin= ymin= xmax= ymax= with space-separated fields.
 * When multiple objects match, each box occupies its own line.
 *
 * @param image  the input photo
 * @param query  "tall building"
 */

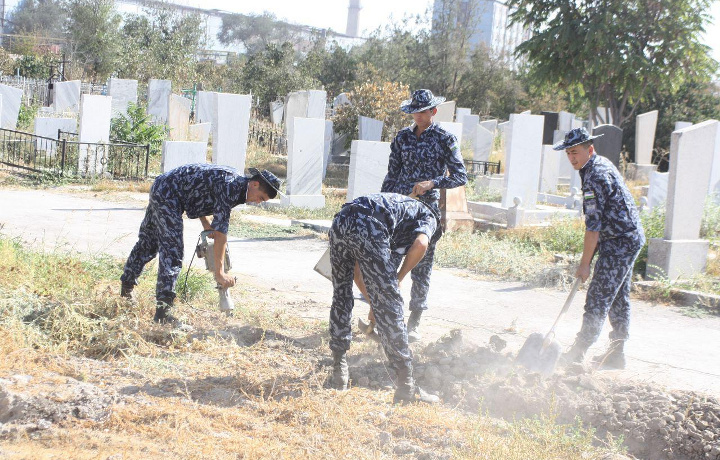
xmin=433 ymin=0 xmax=530 ymax=69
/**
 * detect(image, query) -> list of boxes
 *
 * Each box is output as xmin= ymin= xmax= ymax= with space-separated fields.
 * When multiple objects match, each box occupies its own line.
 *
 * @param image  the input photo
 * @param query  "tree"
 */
xmin=6 ymin=0 xmax=66 ymax=39
xmin=63 ymin=0 xmax=122 ymax=81
xmin=508 ymin=0 xmax=718 ymax=128
xmin=302 ymin=40 xmax=358 ymax=97
xmin=217 ymin=12 xmax=298 ymax=56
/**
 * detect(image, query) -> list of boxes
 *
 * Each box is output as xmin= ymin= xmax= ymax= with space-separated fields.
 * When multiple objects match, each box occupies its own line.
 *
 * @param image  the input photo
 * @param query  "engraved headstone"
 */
xmin=346 ymin=140 xmax=391 ymax=202
xmin=147 ymin=79 xmax=171 ymax=124
xmin=455 ymin=107 xmax=471 ymax=122
xmin=195 ymin=91 xmax=215 ymax=124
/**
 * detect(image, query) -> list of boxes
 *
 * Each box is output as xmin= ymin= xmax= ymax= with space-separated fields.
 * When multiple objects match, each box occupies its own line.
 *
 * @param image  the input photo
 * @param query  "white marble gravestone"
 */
xmin=434 ymin=101 xmax=456 ymax=122
xmin=168 ymin=94 xmax=191 ymax=141
xmin=78 ymin=94 xmax=112 ymax=175
xmin=437 ymin=121 xmax=463 ymax=147
xmin=161 ymin=141 xmax=207 ymax=173
xmin=52 ymin=80 xmax=81 ymax=113
xmin=555 ymin=129 xmax=575 ymax=181
xmin=195 ymin=91 xmax=215 ymax=124
xmin=558 ymin=111 xmax=574 ymax=132
xmin=0 ymin=85 xmax=22 ymax=129
xmin=647 ymin=171 xmax=669 ymax=210
xmin=455 ymin=107 xmax=471 ymax=122
xmin=34 ymin=117 xmax=76 ymax=155
xmin=709 ymin=122 xmax=720 ymax=203
xmin=211 ymin=92 xmax=251 ymax=172
xmin=539 ymin=145 xmax=560 ymax=193
xmin=107 ymin=78 xmax=138 ymax=118
xmin=474 ymin=124 xmax=494 ymax=162
xmin=346 ymin=140 xmax=391 ymax=202
xmin=147 ymin=79 xmax=171 ymax=124
xmin=462 ymin=114 xmax=480 ymax=153
xmin=674 ymin=121 xmax=692 ymax=132
xmin=283 ymin=117 xmax=326 ymax=208
xmin=647 ymin=120 xmax=719 ymax=279
xmin=635 ymin=110 xmax=658 ymax=165
xmin=188 ymin=123 xmax=211 ymax=143
xmin=502 ymin=113 xmax=544 ymax=209
xmin=306 ymin=90 xmax=327 ymax=119
xmin=323 ymin=119 xmax=333 ymax=179
xmin=479 ymin=119 xmax=498 ymax=133
xmin=269 ymin=100 xmax=284 ymax=125
xmin=284 ymin=91 xmax=310 ymax=149
xmin=358 ymin=116 xmax=383 ymax=141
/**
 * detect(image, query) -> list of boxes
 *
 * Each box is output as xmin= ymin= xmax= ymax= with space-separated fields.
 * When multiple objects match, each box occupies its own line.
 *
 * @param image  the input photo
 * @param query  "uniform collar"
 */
xmin=580 ymin=153 xmax=598 ymax=172
xmin=410 ymin=121 xmax=438 ymax=135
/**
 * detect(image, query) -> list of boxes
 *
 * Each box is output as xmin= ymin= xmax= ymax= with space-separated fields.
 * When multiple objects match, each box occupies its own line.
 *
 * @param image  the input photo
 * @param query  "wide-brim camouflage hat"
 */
xmin=552 ymin=127 xmax=604 ymax=150
xmin=247 ymin=167 xmax=284 ymax=198
xmin=400 ymin=89 xmax=446 ymax=114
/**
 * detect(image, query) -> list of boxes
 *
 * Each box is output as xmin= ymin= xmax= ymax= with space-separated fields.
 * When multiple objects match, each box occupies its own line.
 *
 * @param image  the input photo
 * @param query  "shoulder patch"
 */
xmin=583 ymin=191 xmax=596 ymax=200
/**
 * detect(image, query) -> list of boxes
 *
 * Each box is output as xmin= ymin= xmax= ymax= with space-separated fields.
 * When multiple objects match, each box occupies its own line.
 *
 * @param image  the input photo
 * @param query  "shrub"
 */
xmin=110 ymin=102 xmax=167 ymax=157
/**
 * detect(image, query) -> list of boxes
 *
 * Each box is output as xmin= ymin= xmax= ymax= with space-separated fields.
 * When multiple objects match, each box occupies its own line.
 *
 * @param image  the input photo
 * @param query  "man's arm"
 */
xmin=199 ymin=216 xmax=212 ymax=231
xmin=576 ymin=230 xmax=599 ymax=282
xmin=432 ymin=134 xmax=467 ymax=190
xmin=212 ymin=231 xmax=236 ymax=288
xmin=397 ymin=233 xmax=430 ymax=283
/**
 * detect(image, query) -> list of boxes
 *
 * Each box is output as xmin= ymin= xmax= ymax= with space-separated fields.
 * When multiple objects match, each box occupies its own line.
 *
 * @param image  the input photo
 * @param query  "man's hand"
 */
xmin=575 ymin=264 xmax=591 ymax=282
xmin=199 ymin=216 xmax=215 ymax=239
xmin=412 ymin=180 xmax=434 ymax=196
xmin=215 ymin=272 xmax=236 ymax=289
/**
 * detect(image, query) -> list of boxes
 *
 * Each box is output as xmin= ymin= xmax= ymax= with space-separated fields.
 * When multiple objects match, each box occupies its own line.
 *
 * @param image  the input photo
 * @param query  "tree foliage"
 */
xmin=217 ymin=12 xmax=298 ymax=55
xmin=64 ymin=0 xmax=122 ymax=81
xmin=6 ymin=0 xmax=66 ymax=40
xmin=507 ymin=0 xmax=718 ymax=128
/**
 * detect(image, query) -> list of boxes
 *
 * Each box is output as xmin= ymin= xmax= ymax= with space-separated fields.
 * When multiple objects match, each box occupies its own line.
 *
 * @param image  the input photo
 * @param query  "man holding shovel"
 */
xmin=555 ymin=128 xmax=645 ymax=369
xmin=380 ymin=89 xmax=467 ymax=342
xmin=328 ymin=193 xmax=442 ymax=404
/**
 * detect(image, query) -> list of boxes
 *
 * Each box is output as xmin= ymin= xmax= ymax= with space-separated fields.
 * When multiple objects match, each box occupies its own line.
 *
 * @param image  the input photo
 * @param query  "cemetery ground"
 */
xmin=1 ymin=174 xmax=720 ymax=459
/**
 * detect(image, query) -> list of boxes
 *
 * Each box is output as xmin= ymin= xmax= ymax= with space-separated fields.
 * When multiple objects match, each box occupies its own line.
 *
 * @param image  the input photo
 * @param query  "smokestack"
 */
xmin=346 ymin=0 xmax=362 ymax=37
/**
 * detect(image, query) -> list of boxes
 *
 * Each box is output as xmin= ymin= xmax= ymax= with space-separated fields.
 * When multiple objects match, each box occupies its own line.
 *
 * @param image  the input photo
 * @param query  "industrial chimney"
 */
xmin=346 ymin=0 xmax=362 ymax=37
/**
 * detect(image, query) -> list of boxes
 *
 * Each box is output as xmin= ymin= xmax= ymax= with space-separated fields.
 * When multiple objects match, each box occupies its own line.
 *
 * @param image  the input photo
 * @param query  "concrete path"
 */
xmin=1 ymin=188 xmax=719 ymax=397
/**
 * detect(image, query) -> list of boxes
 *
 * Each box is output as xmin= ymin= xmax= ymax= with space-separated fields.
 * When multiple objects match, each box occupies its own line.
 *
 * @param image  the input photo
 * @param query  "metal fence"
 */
xmin=248 ymin=123 xmax=286 ymax=155
xmin=0 ymin=128 xmax=150 ymax=180
xmin=464 ymin=159 xmax=502 ymax=178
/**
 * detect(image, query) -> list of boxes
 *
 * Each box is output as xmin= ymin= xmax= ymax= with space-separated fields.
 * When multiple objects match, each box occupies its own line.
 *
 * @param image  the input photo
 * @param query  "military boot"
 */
xmin=120 ymin=282 xmax=137 ymax=305
xmin=407 ymin=310 xmax=423 ymax=343
xmin=392 ymin=365 xmax=440 ymax=405
xmin=331 ymin=350 xmax=349 ymax=390
xmin=592 ymin=340 xmax=626 ymax=370
xmin=153 ymin=297 xmax=192 ymax=331
xmin=561 ymin=339 xmax=591 ymax=365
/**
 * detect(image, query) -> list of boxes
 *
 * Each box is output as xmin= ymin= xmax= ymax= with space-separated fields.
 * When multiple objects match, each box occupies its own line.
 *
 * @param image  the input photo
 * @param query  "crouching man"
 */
xmin=120 ymin=164 xmax=281 ymax=327
xmin=328 ymin=193 xmax=442 ymax=404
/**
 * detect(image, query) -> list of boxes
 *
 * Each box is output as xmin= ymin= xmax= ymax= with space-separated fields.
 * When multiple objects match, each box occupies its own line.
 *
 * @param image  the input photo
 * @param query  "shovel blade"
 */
xmin=516 ymin=332 xmax=562 ymax=376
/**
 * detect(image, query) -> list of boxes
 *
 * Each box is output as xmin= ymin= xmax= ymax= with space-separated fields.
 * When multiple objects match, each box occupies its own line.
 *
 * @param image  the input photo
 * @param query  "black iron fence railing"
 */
xmin=248 ymin=123 xmax=286 ymax=155
xmin=464 ymin=159 xmax=502 ymax=178
xmin=0 ymin=128 xmax=150 ymax=180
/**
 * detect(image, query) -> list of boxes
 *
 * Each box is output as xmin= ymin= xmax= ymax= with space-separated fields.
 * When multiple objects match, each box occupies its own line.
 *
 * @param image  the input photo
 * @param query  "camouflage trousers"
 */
xmin=389 ymin=198 xmax=439 ymax=312
xmin=328 ymin=208 xmax=412 ymax=372
xmin=577 ymin=233 xmax=645 ymax=344
xmin=121 ymin=190 xmax=184 ymax=301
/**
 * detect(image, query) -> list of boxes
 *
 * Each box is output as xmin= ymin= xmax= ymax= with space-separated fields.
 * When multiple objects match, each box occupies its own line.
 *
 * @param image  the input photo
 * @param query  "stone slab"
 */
xmin=539 ymin=144 xmax=560 ymax=193
xmin=211 ymin=92 xmax=251 ymax=172
xmin=188 ymin=123 xmax=211 ymax=143
xmin=269 ymin=100 xmax=284 ymax=125
xmin=455 ymin=107 xmax=471 ymax=122
xmin=346 ymin=140 xmax=391 ymax=202
xmin=52 ymin=80 xmax=81 ymax=113
xmin=709 ymin=122 xmax=720 ymax=202
xmin=647 ymin=171 xmax=669 ymax=210
xmin=78 ymin=94 xmax=112 ymax=175
xmin=306 ymin=90 xmax=327 ymax=119
xmin=627 ymin=163 xmax=657 ymax=182
xmin=287 ymin=117 xmax=325 ymax=201
xmin=647 ymin=239 xmax=709 ymax=280
xmin=479 ymin=119 xmax=497 ymax=133
xmin=674 ymin=121 xmax=692 ymax=131
xmin=592 ymin=124 xmax=623 ymax=167
xmin=195 ymin=91 xmax=215 ymax=124
xmin=462 ymin=114 xmax=480 ymax=153
xmin=323 ymin=119 xmax=333 ymax=179
xmin=434 ymin=101 xmax=456 ymax=122
xmin=107 ymin=78 xmax=138 ymax=118
xmin=161 ymin=141 xmax=207 ymax=173
xmin=147 ymin=79 xmax=171 ymax=124
xmin=0 ymin=84 xmax=22 ymax=129
xmin=34 ymin=117 xmax=76 ymax=155
xmin=437 ymin=121 xmax=463 ymax=147
xmin=540 ymin=111 xmax=559 ymax=145
xmin=635 ymin=110 xmax=658 ymax=164
xmin=168 ymin=94 xmax=191 ymax=141
xmin=558 ymin=111 xmax=574 ymax=132
xmin=502 ymin=113 xmax=544 ymax=209
xmin=474 ymin=125 xmax=494 ymax=162
xmin=358 ymin=116 xmax=383 ymax=142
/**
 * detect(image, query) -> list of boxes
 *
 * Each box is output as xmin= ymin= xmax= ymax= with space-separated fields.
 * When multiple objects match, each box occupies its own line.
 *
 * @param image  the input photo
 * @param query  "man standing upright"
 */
xmin=555 ymin=128 xmax=645 ymax=369
xmin=381 ymin=89 xmax=467 ymax=342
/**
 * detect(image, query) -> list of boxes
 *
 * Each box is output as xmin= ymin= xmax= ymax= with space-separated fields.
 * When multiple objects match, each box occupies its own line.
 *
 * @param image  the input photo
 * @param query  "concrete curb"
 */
xmin=634 ymin=280 xmax=720 ymax=310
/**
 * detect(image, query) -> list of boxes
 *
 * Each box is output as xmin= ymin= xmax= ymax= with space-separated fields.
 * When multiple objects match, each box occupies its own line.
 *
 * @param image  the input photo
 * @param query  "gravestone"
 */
xmin=497 ymin=120 xmax=509 ymax=145
xmin=558 ymin=111 xmax=574 ymax=132
xmin=592 ymin=124 xmax=623 ymax=167
xmin=479 ymin=119 xmax=498 ymax=133
xmin=709 ymin=122 xmax=720 ymax=203
xmin=647 ymin=171 xmax=669 ymax=210
xmin=212 ymin=92 xmax=251 ymax=171
xmin=161 ymin=141 xmax=207 ymax=173
xmin=168 ymin=94 xmax=191 ymax=141
xmin=188 ymin=123 xmax=211 ymax=143
xmin=437 ymin=121 xmax=463 ymax=147
xmin=540 ymin=111 xmax=559 ymax=145
xmin=346 ymin=140 xmax=391 ymax=202
xmin=647 ymin=120 xmax=719 ymax=280
xmin=539 ymin=145 xmax=560 ymax=193
xmin=283 ymin=117 xmax=326 ymax=208
xmin=555 ymin=129 xmax=575 ymax=181
xmin=502 ymin=113 xmax=544 ymax=209
xmin=78 ymin=94 xmax=112 ymax=175
xmin=269 ymin=100 xmax=284 ymax=125
xmin=440 ymin=186 xmax=474 ymax=232
xmin=195 ymin=91 xmax=215 ymax=124
xmin=147 ymin=79 xmax=171 ymax=124
xmin=455 ymin=107 xmax=471 ymax=122
xmin=0 ymin=85 xmax=22 ymax=129
xmin=332 ymin=93 xmax=350 ymax=116
xmin=674 ymin=121 xmax=692 ymax=131
xmin=358 ymin=116 xmax=383 ymax=141
xmin=34 ymin=117 xmax=76 ymax=155
xmin=434 ymin=101 xmax=456 ymax=122
xmin=323 ymin=119 xmax=333 ymax=179
xmin=591 ymin=107 xmax=613 ymax=127
xmin=284 ymin=91 xmax=310 ymax=149
xmin=306 ymin=90 xmax=327 ymax=119
xmin=462 ymin=114 xmax=480 ymax=153
xmin=520 ymin=110 xmax=531 ymax=115
xmin=572 ymin=118 xmax=584 ymax=129
xmin=107 ymin=78 xmax=138 ymax=117
xmin=635 ymin=110 xmax=658 ymax=164
xmin=474 ymin=125 xmax=494 ymax=162
xmin=52 ymin=80 xmax=81 ymax=113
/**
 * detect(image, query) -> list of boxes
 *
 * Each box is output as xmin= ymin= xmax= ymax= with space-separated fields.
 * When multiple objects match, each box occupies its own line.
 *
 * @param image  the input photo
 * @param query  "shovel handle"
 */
xmin=546 ymin=277 xmax=582 ymax=337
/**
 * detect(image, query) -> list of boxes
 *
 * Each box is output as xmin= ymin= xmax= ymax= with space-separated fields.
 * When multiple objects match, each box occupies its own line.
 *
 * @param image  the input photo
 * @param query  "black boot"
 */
xmin=592 ymin=340 xmax=626 ymax=370
xmin=331 ymin=350 xmax=349 ymax=390
xmin=561 ymin=339 xmax=591 ymax=365
xmin=407 ymin=310 xmax=423 ymax=343
xmin=153 ymin=297 xmax=192 ymax=331
xmin=120 ymin=282 xmax=137 ymax=305
xmin=392 ymin=365 xmax=439 ymax=405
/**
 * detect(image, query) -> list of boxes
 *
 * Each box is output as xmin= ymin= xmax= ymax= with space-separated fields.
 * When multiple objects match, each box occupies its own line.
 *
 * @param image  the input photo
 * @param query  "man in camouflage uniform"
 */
xmin=120 ymin=164 xmax=281 ymax=327
xmin=329 ymin=193 xmax=442 ymax=404
xmin=555 ymin=128 xmax=645 ymax=369
xmin=380 ymin=89 xmax=467 ymax=342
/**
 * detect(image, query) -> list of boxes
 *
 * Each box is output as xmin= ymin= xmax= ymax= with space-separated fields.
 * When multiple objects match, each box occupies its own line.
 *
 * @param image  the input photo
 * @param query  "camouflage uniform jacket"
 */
xmin=381 ymin=122 xmax=467 ymax=202
xmin=579 ymin=154 xmax=644 ymax=241
xmin=152 ymin=163 xmax=248 ymax=234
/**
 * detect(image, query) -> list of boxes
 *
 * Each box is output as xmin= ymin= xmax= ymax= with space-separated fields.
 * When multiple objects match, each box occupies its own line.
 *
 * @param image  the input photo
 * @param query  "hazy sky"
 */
xmin=5 ymin=0 xmax=720 ymax=63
